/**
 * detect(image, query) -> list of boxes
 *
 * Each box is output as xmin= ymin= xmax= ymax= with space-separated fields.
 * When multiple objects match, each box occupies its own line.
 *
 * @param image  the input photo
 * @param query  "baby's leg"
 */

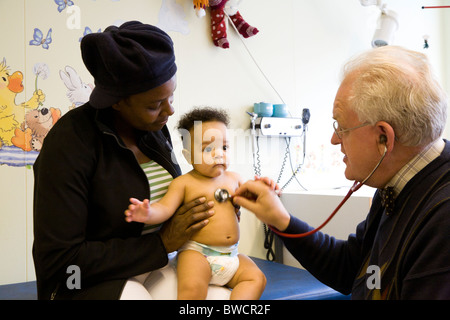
xmin=177 ymin=250 xmax=211 ymax=300
xmin=226 ymin=254 xmax=266 ymax=300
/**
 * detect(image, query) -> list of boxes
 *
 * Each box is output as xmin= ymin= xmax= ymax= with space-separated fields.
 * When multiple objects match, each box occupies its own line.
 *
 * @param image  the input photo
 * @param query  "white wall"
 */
xmin=280 ymin=187 xmax=374 ymax=268
xmin=0 ymin=0 xmax=448 ymax=285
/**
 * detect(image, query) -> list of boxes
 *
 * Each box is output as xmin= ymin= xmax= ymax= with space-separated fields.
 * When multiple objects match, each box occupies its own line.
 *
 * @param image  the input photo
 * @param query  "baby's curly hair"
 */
xmin=177 ymin=107 xmax=230 ymax=149
xmin=177 ymin=106 xmax=230 ymax=132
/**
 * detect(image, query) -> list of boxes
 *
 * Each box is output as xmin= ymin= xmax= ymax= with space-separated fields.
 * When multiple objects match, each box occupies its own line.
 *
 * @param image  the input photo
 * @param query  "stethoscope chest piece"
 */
xmin=214 ymin=188 xmax=230 ymax=203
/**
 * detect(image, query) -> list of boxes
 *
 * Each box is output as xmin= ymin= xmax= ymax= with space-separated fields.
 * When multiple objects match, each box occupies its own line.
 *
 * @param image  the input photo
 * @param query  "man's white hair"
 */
xmin=342 ymin=46 xmax=448 ymax=147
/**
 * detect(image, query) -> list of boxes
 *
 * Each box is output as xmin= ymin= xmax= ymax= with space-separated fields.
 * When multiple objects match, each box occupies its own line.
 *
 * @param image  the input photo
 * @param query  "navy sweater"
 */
xmin=282 ymin=140 xmax=450 ymax=299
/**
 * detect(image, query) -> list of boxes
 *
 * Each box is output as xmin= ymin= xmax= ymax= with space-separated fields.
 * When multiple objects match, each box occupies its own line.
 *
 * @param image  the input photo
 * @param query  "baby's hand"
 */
xmin=124 ymin=198 xmax=151 ymax=223
xmin=254 ymin=176 xmax=282 ymax=195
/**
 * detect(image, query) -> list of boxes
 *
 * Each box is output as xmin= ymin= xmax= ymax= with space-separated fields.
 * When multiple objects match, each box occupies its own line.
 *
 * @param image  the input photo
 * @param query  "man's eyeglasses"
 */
xmin=333 ymin=121 xmax=369 ymax=139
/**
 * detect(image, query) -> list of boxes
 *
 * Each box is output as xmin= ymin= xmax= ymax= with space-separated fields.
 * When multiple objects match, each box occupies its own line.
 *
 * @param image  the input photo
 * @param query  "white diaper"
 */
xmin=178 ymin=240 xmax=240 ymax=286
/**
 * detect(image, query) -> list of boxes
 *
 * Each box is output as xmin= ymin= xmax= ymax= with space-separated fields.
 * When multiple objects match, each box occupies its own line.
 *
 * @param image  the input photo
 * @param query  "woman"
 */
xmin=33 ymin=21 xmax=214 ymax=300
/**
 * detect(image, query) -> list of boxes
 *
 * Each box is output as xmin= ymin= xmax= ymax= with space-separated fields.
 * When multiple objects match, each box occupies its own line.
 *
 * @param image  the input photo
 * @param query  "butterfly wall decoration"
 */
xmin=55 ymin=0 xmax=75 ymax=13
xmin=29 ymin=28 xmax=53 ymax=50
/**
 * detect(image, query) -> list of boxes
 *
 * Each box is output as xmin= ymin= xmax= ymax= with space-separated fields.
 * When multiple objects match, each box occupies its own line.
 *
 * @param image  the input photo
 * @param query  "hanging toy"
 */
xmin=423 ymin=34 xmax=429 ymax=49
xmin=194 ymin=0 xmax=259 ymax=49
xmin=193 ymin=0 xmax=209 ymax=18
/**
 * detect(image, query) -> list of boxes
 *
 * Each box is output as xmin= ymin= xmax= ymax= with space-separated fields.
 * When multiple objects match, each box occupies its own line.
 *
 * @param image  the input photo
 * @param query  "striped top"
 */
xmin=140 ymin=160 xmax=173 ymax=235
xmin=386 ymin=139 xmax=445 ymax=197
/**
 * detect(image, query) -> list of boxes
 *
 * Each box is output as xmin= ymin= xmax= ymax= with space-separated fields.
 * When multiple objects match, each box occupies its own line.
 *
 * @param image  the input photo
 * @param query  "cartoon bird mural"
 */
xmin=0 ymin=58 xmax=45 ymax=149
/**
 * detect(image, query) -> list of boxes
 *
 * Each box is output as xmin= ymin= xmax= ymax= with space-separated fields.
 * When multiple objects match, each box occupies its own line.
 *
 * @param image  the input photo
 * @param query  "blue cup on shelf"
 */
xmin=254 ymin=102 xmax=273 ymax=117
xmin=272 ymin=104 xmax=289 ymax=117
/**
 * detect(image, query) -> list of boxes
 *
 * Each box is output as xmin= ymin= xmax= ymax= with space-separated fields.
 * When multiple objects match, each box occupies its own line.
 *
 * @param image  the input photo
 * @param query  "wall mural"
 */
xmin=0 ymin=0 xmax=266 ymax=169
xmin=0 ymin=0 xmax=199 ymax=168
xmin=0 ymin=59 xmax=52 ymax=166
xmin=0 ymin=56 xmax=96 ymax=167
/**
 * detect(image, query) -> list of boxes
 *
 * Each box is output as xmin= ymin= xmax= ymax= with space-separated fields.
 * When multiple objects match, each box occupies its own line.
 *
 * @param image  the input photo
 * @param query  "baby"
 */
xmin=125 ymin=107 xmax=266 ymax=300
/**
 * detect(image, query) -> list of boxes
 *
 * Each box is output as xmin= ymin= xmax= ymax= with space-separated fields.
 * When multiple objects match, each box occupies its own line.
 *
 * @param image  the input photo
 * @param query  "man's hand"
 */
xmin=233 ymin=180 xmax=290 ymax=232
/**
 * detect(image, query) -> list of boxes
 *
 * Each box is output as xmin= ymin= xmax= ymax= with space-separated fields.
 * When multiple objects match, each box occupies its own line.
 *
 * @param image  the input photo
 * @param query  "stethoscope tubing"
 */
xmin=269 ymin=180 xmax=362 ymax=238
xmin=270 ymin=146 xmax=387 ymax=238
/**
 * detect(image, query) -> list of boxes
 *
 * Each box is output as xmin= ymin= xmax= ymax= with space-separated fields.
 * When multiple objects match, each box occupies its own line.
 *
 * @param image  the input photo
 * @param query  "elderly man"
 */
xmin=233 ymin=46 xmax=449 ymax=299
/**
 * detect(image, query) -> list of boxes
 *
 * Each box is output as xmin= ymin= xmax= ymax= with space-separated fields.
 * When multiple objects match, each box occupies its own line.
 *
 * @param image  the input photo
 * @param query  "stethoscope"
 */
xmin=214 ymin=142 xmax=387 ymax=238
xmin=214 ymin=188 xmax=232 ymax=203
xmin=269 ymin=142 xmax=388 ymax=238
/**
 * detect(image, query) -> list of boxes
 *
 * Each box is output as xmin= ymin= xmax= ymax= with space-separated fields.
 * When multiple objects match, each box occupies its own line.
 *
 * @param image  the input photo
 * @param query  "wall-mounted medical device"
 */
xmin=372 ymin=8 xmax=398 ymax=47
xmin=360 ymin=0 xmax=398 ymax=48
xmin=255 ymin=117 xmax=303 ymax=137
xmin=248 ymin=108 xmax=310 ymax=261
xmin=247 ymin=109 xmax=310 ymax=180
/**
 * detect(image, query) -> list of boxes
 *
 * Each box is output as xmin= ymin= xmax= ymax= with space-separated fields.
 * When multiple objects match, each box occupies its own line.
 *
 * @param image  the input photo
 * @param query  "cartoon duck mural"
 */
xmin=0 ymin=58 xmax=45 ymax=149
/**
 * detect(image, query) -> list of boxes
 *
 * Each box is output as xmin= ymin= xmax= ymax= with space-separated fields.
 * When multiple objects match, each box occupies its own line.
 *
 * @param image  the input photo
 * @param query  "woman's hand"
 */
xmin=159 ymin=197 xmax=214 ymax=253
xmin=232 ymin=179 xmax=290 ymax=232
